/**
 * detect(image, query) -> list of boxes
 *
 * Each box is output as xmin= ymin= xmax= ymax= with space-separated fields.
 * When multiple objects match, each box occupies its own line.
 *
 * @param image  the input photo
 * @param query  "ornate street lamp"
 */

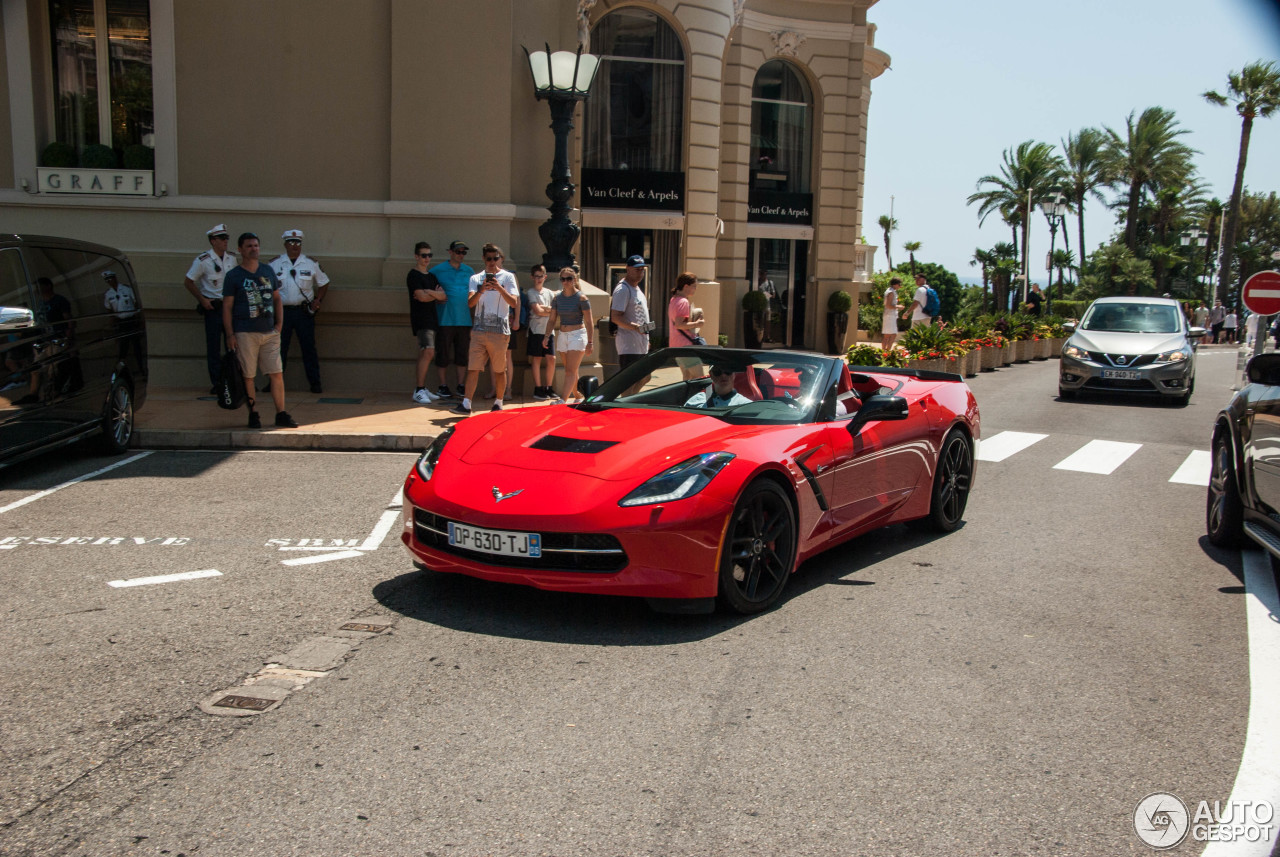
xmin=1038 ymin=192 xmax=1069 ymax=313
xmin=1180 ymin=229 xmax=1209 ymax=303
xmin=522 ymin=44 xmax=601 ymax=272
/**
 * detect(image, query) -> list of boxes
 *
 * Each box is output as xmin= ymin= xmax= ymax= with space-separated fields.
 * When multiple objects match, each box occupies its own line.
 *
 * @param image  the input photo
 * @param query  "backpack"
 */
xmin=923 ymin=286 xmax=941 ymax=318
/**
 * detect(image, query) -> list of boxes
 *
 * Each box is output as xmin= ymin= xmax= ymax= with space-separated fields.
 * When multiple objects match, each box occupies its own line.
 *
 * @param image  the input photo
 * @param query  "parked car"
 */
xmin=1058 ymin=296 xmax=1203 ymax=405
xmin=1207 ymin=352 xmax=1280 ymax=553
xmin=401 ymin=347 xmax=979 ymax=615
xmin=0 ymin=234 xmax=147 ymax=468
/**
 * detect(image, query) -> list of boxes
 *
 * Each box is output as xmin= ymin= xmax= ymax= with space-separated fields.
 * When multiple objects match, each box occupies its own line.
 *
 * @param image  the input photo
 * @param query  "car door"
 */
xmin=1247 ymin=383 xmax=1280 ymax=513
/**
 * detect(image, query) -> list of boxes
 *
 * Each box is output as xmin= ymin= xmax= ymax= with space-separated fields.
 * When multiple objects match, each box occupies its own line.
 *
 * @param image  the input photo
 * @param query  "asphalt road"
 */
xmin=0 ymin=351 xmax=1267 ymax=856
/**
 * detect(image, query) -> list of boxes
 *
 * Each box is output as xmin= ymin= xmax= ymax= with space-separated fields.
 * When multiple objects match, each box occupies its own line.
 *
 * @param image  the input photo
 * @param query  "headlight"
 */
xmin=415 ymin=427 xmax=455 ymax=481
xmin=1155 ymin=349 xmax=1189 ymax=363
xmin=619 ymin=452 xmax=735 ymax=507
xmin=1063 ymin=344 xmax=1091 ymax=361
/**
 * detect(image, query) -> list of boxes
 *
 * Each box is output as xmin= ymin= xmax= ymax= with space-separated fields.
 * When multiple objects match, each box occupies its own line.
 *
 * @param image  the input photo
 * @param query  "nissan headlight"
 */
xmin=415 ymin=427 xmax=455 ymax=481
xmin=619 ymin=452 xmax=735 ymax=507
xmin=1063 ymin=344 xmax=1091 ymax=361
xmin=1155 ymin=349 xmax=1189 ymax=363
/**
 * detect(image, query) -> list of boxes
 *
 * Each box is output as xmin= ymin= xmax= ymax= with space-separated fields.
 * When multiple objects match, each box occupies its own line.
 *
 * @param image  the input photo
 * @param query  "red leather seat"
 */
xmin=733 ymin=369 xmax=763 ymax=401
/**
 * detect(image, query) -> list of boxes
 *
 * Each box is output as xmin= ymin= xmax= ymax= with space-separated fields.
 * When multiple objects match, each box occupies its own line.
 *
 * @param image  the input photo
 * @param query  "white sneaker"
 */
xmin=412 ymin=388 xmax=437 ymax=404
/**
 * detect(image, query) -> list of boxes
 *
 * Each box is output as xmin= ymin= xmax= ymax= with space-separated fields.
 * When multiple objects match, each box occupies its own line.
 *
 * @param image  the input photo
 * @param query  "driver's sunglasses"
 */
xmin=710 ymin=368 xmax=734 ymax=377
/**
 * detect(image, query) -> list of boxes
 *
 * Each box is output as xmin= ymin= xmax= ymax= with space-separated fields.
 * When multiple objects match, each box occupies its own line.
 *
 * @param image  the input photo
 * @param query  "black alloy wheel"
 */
xmin=927 ymin=429 xmax=973 ymax=532
xmin=1206 ymin=432 xmax=1243 ymax=547
xmin=100 ymin=379 xmax=134 ymax=454
xmin=718 ymin=480 xmax=797 ymax=614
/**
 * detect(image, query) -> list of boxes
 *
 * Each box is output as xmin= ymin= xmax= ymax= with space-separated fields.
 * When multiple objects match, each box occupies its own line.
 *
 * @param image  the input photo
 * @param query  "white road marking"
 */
xmin=1169 ymin=450 xmax=1211 ymax=486
xmin=1052 ymin=440 xmax=1142 ymax=475
xmin=1201 ymin=549 xmax=1280 ymax=857
xmin=359 ymin=510 xmax=401 ymax=552
xmin=108 ymin=568 xmax=221 ymax=588
xmin=280 ymin=550 xmax=365 ymax=566
xmin=0 ymin=452 xmax=152 ymax=515
xmin=975 ymin=431 xmax=1048 ymax=462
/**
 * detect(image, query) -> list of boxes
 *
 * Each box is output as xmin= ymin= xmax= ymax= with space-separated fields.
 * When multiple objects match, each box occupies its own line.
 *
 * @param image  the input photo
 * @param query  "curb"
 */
xmin=135 ymin=428 xmax=436 ymax=453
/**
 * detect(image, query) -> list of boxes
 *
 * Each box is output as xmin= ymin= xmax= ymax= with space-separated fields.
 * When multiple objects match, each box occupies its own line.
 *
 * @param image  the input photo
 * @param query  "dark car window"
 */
xmin=22 ymin=247 xmax=120 ymax=322
xmin=0 ymin=249 xmax=31 ymax=309
xmin=1081 ymin=303 xmax=1181 ymax=334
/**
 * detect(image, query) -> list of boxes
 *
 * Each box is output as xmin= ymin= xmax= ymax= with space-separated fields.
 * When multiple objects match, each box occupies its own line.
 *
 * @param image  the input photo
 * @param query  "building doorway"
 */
xmin=747 ymin=238 xmax=808 ymax=348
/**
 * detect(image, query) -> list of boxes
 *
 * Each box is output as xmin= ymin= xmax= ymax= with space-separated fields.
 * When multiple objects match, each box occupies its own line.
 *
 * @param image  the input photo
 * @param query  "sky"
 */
xmin=860 ymin=0 xmax=1280 ymax=286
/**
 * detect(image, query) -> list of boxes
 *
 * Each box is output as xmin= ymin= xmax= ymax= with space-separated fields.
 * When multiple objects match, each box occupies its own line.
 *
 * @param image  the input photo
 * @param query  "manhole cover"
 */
xmin=339 ymin=622 xmax=391 ymax=633
xmin=212 ymin=694 xmax=275 ymax=711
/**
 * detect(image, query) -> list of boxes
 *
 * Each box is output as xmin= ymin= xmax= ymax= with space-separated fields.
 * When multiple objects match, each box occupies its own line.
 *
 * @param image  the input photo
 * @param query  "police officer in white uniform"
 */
xmin=183 ymin=224 xmax=238 ymax=394
xmin=269 ymin=229 xmax=330 ymax=394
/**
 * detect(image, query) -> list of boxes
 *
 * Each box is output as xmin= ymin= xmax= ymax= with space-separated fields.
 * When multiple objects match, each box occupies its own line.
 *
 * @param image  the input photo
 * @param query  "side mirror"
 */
xmin=1247 ymin=353 xmax=1280 ymax=386
xmin=847 ymin=394 xmax=908 ymax=434
xmin=577 ymin=375 xmax=600 ymax=398
xmin=1189 ymin=326 xmax=1206 ymax=338
xmin=0 ymin=307 xmax=34 ymax=331
xmin=1062 ymin=321 xmax=1077 ymax=333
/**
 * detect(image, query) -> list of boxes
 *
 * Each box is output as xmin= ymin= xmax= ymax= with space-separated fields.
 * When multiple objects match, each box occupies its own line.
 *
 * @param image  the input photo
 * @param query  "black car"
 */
xmin=1207 ymin=352 xmax=1280 ymax=553
xmin=0 ymin=234 xmax=147 ymax=468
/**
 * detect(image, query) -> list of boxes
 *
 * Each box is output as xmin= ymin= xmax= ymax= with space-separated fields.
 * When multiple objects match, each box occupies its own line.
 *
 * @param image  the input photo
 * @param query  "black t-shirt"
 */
xmin=407 ymin=268 xmax=440 ymax=333
xmin=1026 ymin=290 xmax=1043 ymax=317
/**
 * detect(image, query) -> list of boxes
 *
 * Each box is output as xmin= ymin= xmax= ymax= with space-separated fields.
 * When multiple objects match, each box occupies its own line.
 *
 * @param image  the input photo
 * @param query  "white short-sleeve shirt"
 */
xmin=186 ymin=249 xmax=238 ymax=301
xmin=269 ymin=253 xmax=330 ymax=305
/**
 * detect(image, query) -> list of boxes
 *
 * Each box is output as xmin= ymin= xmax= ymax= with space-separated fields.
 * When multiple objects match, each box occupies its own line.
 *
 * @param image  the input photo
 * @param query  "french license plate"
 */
xmin=1102 ymin=369 xmax=1141 ymax=380
xmin=448 ymin=522 xmax=541 ymax=558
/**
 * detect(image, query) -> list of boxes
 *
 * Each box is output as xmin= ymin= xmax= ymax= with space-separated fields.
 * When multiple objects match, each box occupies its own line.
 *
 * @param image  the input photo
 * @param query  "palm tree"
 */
xmin=1050 ymin=248 xmax=1076 ymax=292
xmin=968 ymin=141 xmax=1063 ymax=274
xmin=1203 ymin=61 xmax=1280 ymax=302
xmin=990 ymin=242 xmax=1019 ymax=312
xmin=877 ymin=214 xmax=898 ymax=271
xmin=1116 ymin=255 xmax=1155 ymax=296
xmin=1101 ymin=107 xmax=1196 ymax=252
xmin=902 ymin=241 xmax=921 ymax=275
xmin=971 ymin=247 xmax=996 ymax=312
xmin=1058 ymin=128 xmax=1107 ymax=265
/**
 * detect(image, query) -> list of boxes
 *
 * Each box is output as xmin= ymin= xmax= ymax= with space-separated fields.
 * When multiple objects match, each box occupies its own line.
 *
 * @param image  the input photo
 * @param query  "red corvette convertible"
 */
xmin=400 ymin=347 xmax=980 ymax=614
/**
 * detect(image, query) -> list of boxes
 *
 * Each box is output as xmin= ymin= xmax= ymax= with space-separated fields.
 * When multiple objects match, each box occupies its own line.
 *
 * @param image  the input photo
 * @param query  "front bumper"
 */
xmin=1059 ymin=353 xmax=1193 ymax=397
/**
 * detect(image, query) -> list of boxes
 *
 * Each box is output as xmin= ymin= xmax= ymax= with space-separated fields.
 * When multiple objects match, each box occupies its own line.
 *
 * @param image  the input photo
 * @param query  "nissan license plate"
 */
xmin=1102 ymin=369 xmax=1141 ymax=380
xmin=448 ymin=522 xmax=541 ymax=558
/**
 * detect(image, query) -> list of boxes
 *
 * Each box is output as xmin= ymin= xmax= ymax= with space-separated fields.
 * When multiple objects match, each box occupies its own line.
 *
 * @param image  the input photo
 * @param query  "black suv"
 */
xmin=0 ymin=234 xmax=147 ymax=468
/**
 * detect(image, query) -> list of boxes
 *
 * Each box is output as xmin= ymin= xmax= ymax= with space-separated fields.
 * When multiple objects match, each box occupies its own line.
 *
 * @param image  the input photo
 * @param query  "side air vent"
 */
xmin=530 ymin=435 xmax=620 ymax=454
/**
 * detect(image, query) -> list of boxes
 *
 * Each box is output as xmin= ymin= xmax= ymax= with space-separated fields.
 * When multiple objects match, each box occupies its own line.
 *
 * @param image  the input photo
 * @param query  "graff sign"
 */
xmin=36 ymin=168 xmax=154 ymax=196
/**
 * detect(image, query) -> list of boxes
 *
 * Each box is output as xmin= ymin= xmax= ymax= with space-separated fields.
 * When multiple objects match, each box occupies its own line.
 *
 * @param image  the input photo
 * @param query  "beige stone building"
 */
xmin=0 ymin=0 xmax=888 ymax=391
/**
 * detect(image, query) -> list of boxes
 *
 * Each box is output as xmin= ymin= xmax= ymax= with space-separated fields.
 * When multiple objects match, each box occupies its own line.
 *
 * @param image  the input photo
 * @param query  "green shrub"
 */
xmin=858 ymin=302 xmax=883 ymax=334
xmin=79 ymin=144 xmax=118 ymax=169
xmin=122 ymin=144 xmax=154 ymax=170
xmin=742 ymin=289 xmax=769 ymax=314
xmin=846 ymin=343 xmax=883 ymax=366
xmin=827 ymin=290 xmax=853 ymax=313
xmin=40 ymin=142 xmax=76 ymax=168
xmin=899 ymin=323 xmax=961 ymax=358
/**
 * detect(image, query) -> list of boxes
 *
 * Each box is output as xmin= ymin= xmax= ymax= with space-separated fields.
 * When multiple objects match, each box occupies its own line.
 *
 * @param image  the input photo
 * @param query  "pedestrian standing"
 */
xmin=222 ymin=233 xmax=297 ymax=429
xmin=610 ymin=254 xmax=652 ymax=371
xmin=451 ymin=243 xmax=519 ymax=416
xmin=544 ymin=268 xmax=593 ymax=404
xmin=430 ymin=240 xmax=474 ymax=399
xmin=1193 ymin=302 xmax=1209 ymax=338
xmin=1024 ymin=283 xmax=1044 ymax=317
xmin=268 ymin=229 xmax=330 ymax=394
xmin=1224 ymin=308 xmax=1238 ymax=344
xmin=408 ymin=242 xmax=445 ymax=404
xmin=1246 ymin=311 xmax=1260 ymax=348
xmin=881 ymin=278 xmax=901 ymax=350
xmin=668 ymin=272 xmax=704 ymax=381
xmin=525 ymin=264 xmax=557 ymax=400
xmin=1210 ymin=300 xmax=1225 ymax=343
xmin=183 ymin=224 xmax=237 ymax=395
xmin=904 ymin=273 xmax=933 ymax=328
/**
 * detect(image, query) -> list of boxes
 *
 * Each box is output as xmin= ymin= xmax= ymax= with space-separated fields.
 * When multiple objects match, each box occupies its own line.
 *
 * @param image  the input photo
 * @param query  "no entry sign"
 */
xmin=1242 ymin=270 xmax=1280 ymax=316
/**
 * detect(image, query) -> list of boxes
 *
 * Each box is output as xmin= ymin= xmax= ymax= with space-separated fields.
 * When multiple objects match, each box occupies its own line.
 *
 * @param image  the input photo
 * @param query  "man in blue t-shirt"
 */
xmin=429 ymin=239 xmax=475 ymax=399
xmin=222 ymin=232 xmax=296 ymax=429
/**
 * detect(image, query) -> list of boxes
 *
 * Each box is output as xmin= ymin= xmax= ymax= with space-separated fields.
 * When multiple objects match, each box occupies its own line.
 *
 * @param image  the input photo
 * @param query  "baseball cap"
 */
xmin=282 ymin=229 xmax=304 ymax=242
xmin=625 ymin=254 xmax=647 ymax=268
xmin=449 ymin=240 xmax=469 ymax=253
xmin=206 ymin=223 xmax=229 ymax=239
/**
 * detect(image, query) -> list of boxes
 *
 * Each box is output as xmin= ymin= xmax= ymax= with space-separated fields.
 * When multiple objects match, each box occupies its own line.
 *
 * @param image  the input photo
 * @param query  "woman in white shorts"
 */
xmin=882 ymin=277 xmax=902 ymax=350
xmin=542 ymin=268 xmax=594 ymax=403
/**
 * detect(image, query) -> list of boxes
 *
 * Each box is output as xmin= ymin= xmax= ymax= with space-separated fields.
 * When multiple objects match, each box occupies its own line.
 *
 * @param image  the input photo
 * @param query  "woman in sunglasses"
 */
xmin=542 ymin=268 xmax=594 ymax=404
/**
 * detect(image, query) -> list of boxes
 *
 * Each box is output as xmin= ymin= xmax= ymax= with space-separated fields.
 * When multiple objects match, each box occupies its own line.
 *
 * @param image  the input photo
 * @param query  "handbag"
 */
xmin=217 ymin=348 xmax=246 ymax=410
xmin=679 ymin=329 xmax=707 ymax=347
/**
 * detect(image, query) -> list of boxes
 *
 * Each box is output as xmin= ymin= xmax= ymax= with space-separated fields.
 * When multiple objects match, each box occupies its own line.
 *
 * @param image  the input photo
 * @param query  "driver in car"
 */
xmin=684 ymin=364 xmax=752 ymax=408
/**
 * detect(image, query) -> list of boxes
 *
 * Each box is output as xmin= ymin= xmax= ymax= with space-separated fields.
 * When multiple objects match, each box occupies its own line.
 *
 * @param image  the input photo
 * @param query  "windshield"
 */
xmin=583 ymin=347 xmax=831 ymax=424
xmin=1081 ymin=303 xmax=1182 ymax=334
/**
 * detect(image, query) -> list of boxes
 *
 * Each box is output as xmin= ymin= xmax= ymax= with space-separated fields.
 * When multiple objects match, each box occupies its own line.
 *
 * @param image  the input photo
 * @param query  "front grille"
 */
xmin=413 ymin=509 xmax=627 ymax=572
xmin=1083 ymin=377 xmax=1158 ymax=391
xmin=1088 ymin=351 xmax=1155 ymax=368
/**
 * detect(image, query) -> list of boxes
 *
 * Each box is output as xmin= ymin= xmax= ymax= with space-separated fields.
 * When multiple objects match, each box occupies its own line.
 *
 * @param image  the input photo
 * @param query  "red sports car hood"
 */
xmin=451 ymin=405 xmax=772 ymax=482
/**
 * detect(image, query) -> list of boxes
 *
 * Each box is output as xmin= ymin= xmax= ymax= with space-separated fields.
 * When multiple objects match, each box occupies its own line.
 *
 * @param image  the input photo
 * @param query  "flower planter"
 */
xmin=939 ymin=356 xmax=962 ymax=375
xmin=980 ymin=345 xmax=1000 ymax=371
xmin=1000 ymin=343 xmax=1015 ymax=366
xmin=1034 ymin=338 xmax=1052 ymax=360
xmin=908 ymin=357 xmax=944 ymax=373
xmin=962 ymin=349 xmax=980 ymax=377
xmin=1048 ymin=337 xmax=1066 ymax=358
xmin=1014 ymin=339 xmax=1034 ymax=362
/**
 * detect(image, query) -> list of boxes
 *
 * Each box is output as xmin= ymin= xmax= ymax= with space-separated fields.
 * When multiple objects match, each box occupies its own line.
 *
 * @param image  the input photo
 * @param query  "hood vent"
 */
xmin=531 ymin=435 xmax=620 ymax=454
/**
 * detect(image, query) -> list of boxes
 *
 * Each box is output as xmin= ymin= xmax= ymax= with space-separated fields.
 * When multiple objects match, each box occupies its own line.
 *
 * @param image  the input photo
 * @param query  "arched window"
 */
xmin=750 ymin=61 xmax=812 ymax=194
xmin=583 ymin=9 xmax=684 ymax=172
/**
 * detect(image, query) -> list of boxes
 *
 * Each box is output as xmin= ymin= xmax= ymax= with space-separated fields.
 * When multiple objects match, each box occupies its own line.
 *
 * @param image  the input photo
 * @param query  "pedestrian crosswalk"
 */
xmin=977 ymin=430 xmax=1210 ymax=486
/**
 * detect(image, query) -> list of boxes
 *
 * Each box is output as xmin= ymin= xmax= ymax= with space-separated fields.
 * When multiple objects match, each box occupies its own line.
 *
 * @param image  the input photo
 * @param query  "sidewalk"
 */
xmin=134 ymin=386 xmax=521 ymax=452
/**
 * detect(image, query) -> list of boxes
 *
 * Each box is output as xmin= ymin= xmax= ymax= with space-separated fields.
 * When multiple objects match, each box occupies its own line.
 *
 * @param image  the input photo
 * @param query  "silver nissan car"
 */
xmin=1058 ymin=296 xmax=1203 ymax=405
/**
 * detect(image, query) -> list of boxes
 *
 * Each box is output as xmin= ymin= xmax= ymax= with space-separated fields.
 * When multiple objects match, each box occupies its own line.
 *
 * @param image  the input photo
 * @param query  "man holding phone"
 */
xmin=452 ymin=243 xmax=520 ymax=416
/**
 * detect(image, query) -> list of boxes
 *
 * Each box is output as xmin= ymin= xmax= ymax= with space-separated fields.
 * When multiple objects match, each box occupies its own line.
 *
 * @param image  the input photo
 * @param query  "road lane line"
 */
xmin=359 ymin=510 xmax=401 ymax=552
xmin=108 ymin=568 xmax=221 ymax=588
xmin=975 ymin=431 xmax=1048 ymax=462
xmin=1169 ymin=450 xmax=1211 ymax=486
xmin=1201 ymin=549 xmax=1280 ymax=857
xmin=1052 ymin=440 xmax=1142 ymax=475
xmin=0 ymin=452 xmax=152 ymax=515
xmin=281 ymin=550 xmax=365 ymax=566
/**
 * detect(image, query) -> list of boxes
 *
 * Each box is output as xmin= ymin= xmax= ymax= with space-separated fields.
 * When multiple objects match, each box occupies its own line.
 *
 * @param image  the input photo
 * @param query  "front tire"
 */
xmin=1206 ymin=432 xmax=1243 ymax=547
xmin=100 ymin=378 xmax=134 ymax=454
xmin=718 ymin=480 xmax=797 ymax=614
xmin=926 ymin=430 xmax=973 ymax=532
